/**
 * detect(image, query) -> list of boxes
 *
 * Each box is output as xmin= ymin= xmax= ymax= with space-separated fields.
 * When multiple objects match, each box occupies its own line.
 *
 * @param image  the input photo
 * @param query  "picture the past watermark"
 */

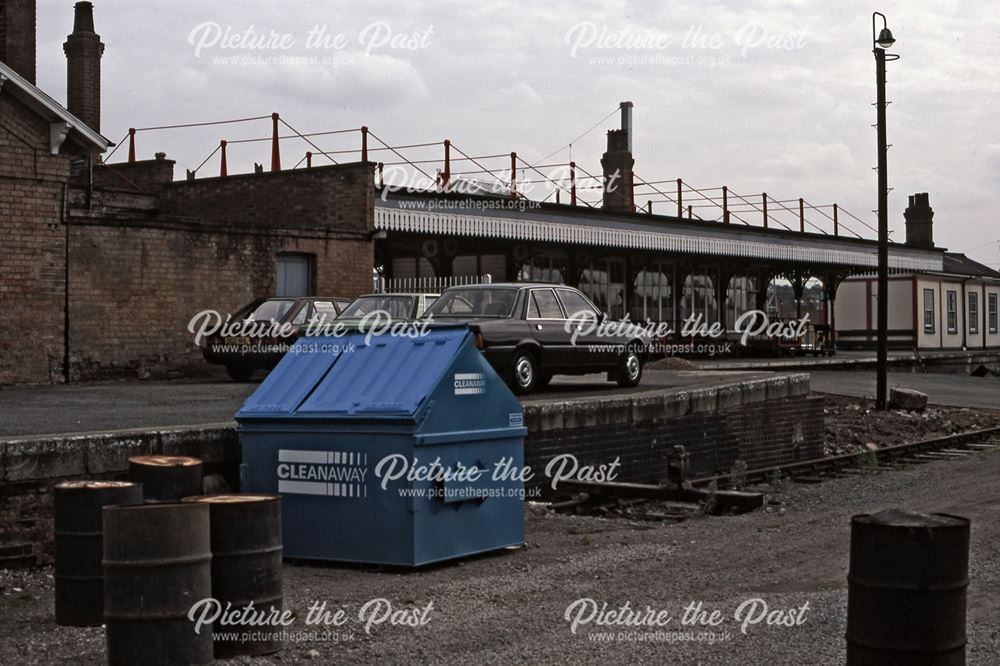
xmin=565 ymin=597 xmax=810 ymax=642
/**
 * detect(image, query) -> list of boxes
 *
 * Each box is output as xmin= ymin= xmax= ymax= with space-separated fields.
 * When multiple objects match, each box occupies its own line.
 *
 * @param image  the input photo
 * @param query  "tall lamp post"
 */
xmin=873 ymin=12 xmax=898 ymax=410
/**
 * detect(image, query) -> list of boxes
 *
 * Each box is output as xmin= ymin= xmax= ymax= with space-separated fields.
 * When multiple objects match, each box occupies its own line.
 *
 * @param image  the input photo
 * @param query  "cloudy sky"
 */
xmin=36 ymin=0 xmax=1000 ymax=268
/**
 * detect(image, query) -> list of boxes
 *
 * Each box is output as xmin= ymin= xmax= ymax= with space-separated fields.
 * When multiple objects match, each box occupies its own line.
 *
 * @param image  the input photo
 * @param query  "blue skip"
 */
xmin=236 ymin=325 xmax=526 ymax=566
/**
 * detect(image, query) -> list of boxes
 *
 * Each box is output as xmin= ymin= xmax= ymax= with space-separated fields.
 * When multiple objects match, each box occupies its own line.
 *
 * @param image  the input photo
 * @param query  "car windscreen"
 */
xmin=339 ymin=296 xmax=415 ymax=320
xmin=424 ymin=288 xmax=518 ymax=318
xmin=310 ymin=301 xmax=340 ymax=324
xmin=245 ymin=299 xmax=296 ymax=322
xmin=420 ymin=297 xmax=438 ymax=316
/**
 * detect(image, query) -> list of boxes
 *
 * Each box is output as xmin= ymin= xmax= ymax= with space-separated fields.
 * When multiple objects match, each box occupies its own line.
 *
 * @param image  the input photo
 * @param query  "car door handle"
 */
xmin=536 ymin=324 xmax=543 ymax=331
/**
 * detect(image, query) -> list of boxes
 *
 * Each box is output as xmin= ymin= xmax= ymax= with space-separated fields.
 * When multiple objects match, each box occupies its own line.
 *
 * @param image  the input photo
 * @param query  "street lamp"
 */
xmin=873 ymin=11 xmax=898 ymax=410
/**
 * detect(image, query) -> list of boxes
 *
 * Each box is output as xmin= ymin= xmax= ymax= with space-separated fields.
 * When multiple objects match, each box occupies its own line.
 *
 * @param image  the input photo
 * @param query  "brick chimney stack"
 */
xmin=903 ymin=192 xmax=935 ymax=249
xmin=601 ymin=101 xmax=636 ymax=213
xmin=601 ymin=129 xmax=635 ymax=213
xmin=0 ymin=0 xmax=37 ymax=83
xmin=63 ymin=1 xmax=104 ymax=132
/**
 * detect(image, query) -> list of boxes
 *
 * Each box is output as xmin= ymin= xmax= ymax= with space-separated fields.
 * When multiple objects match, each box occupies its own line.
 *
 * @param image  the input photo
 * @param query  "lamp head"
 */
xmin=876 ymin=27 xmax=896 ymax=48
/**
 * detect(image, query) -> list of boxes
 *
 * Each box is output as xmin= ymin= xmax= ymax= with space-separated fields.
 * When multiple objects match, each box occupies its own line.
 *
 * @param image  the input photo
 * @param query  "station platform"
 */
xmin=699 ymin=348 xmax=1000 ymax=373
xmin=1 ymin=370 xmax=821 ymax=566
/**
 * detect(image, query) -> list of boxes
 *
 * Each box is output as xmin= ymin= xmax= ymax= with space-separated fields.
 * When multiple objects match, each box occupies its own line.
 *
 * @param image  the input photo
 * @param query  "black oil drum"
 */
xmin=847 ymin=509 xmax=970 ymax=666
xmin=128 ymin=455 xmax=203 ymax=502
xmin=103 ymin=502 xmax=214 ymax=666
xmin=183 ymin=494 xmax=283 ymax=657
xmin=53 ymin=480 xmax=143 ymax=626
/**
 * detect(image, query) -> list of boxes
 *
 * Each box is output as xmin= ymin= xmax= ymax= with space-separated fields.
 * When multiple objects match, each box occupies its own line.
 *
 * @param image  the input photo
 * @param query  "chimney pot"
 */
xmin=72 ymin=1 xmax=94 ymax=32
xmin=619 ymin=100 xmax=633 ymax=154
xmin=155 ymin=152 xmax=166 ymax=160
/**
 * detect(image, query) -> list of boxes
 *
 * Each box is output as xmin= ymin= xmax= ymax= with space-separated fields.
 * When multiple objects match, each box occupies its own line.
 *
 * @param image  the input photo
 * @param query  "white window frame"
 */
xmin=946 ymin=290 xmax=958 ymax=334
xmin=922 ymin=288 xmax=935 ymax=334
xmin=969 ymin=291 xmax=979 ymax=335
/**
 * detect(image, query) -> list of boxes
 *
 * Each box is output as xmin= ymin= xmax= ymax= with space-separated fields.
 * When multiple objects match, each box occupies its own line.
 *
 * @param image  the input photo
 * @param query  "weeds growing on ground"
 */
xmin=700 ymin=479 xmax=718 ymax=516
xmin=768 ymin=469 xmax=786 ymax=494
xmin=859 ymin=450 xmax=880 ymax=475
xmin=730 ymin=460 xmax=748 ymax=491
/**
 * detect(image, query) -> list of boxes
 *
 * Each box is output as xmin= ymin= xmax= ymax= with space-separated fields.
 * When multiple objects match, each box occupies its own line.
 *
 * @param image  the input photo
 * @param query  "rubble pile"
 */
xmin=822 ymin=394 xmax=1000 ymax=456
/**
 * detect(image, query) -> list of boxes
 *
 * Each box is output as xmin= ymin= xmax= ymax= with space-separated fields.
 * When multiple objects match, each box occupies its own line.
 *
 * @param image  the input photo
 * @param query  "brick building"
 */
xmin=66 ymin=159 xmax=373 ymax=380
xmin=1 ymin=1 xmax=373 ymax=385
xmin=0 ymin=56 xmax=109 ymax=384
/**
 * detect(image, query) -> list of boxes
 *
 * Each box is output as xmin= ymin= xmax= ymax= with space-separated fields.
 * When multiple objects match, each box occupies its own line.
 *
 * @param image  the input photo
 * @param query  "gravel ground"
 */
xmin=822 ymin=393 xmax=1000 ymax=456
xmin=3 ymin=448 xmax=1000 ymax=665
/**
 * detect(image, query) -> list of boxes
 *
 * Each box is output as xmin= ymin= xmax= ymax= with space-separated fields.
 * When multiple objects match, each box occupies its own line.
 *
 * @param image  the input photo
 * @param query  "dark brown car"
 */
xmin=422 ymin=283 xmax=650 ymax=394
xmin=200 ymin=296 xmax=349 ymax=381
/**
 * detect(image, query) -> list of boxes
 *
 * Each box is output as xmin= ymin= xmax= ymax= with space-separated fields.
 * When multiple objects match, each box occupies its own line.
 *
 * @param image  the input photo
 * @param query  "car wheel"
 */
xmin=510 ymin=351 xmax=538 ymax=395
xmin=616 ymin=349 xmax=643 ymax=388
xmin=225 ymin=364 xmax=255 ymax=382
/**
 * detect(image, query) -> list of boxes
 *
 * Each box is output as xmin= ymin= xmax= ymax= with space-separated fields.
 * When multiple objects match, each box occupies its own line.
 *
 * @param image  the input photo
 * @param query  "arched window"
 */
xmin=725 ymin=276 xmax=757 ymax=330
xmin=391 ymin=256 xmax=436 ymax=279
xmin=453 ymin=254 xmax=506 ymax=279
xmin=516 ymin=253 xmax=565 ymax=283
xmin=681 ymin=267 xmax=719 ymax=326
xmin=631 ymin=263 xmax=673 ymax=324
xmin=580 ymin=258 xmax=625 ymax=319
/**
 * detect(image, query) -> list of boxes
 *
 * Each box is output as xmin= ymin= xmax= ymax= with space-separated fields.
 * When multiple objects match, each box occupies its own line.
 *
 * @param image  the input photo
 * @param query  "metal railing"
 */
xmin=107 ymin=111 xmax=879 ymax=240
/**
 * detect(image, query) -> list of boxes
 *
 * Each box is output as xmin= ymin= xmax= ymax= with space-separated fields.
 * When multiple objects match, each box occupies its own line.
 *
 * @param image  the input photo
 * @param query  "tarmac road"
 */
xmin=809 ymin=370 xmax=1000 ymax=411
xmin=0 ymin=370 xmax=774 ymax=438
xmin=3 ymin=369 xmax=998 ymax=438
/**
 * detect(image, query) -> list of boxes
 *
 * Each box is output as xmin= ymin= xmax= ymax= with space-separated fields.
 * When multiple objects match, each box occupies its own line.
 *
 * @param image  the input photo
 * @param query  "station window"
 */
xmin=725 ymin=276 xmax=759 ymax=331
xmin=517 ymin=253 xmax=565 ymax=284
xmin=969 ymin=291 xmax=979 ymax=335
xmin=580 ymin=258 xmax=626 ymax=319
xmin=631 ymin=263 xmax=673 ymax=324
xmin=923 ymin=289 xmax=935 ymax=333
xmin=946 ymin=290 xmax=958 ymax=334
xmin=453 ymin=254 xmax=506 ymax=281
xmin=392 ymin=256 xmax=435 ymax=279
xmin=680 ymin=267 xmax=719 ymax=327
xmin=989 ymin=293 xmax=998 ymax=333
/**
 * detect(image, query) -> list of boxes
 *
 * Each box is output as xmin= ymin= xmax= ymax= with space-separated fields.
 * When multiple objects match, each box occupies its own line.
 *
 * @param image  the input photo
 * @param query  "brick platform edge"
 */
xmin=0 ymin=374 xmax=822 ymax=567
xmin=0 ymin=424 xmax=238 ymax=567
xmin=524 ymin=374 xmax=823 ymax=486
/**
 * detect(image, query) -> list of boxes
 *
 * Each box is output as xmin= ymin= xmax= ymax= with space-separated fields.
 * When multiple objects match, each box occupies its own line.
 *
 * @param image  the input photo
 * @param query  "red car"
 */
xmin=200 ymin=296 xmax=350 ymax=381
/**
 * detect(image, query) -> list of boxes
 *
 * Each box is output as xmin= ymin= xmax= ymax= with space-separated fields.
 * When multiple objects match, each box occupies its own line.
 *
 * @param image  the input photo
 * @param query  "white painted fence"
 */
xmin=373 ymin=274 xmax=493 ymax=294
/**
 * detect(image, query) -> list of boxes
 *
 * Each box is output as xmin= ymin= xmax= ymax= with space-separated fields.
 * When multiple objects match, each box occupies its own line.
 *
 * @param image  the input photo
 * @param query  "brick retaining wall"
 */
xmin=0 ymin=424 xmax=238 ymax=567
xmin=526 ymin=395 xmax=823 ymax=484
xmin=62 ymin=162 xmax=375 ymax=381
xmin=523 ymin=375 xmax=823 ymax=483
xmin=0 ymin=375 xmax=822 ymax=567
